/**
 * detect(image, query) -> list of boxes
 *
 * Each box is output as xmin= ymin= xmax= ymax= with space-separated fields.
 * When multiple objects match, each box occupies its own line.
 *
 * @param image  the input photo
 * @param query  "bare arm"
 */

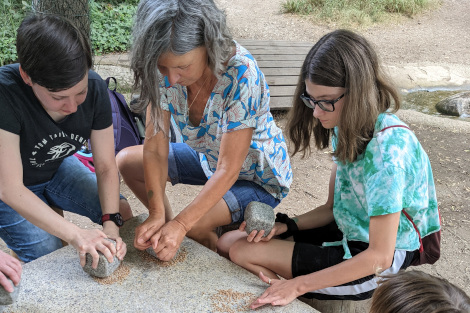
xmin=89 ymin=126 xmax=121 ymax=234
xmin=142 ymin=107 xmax=171 ymax=221
xmin=0 ymin=129 xmax=117 ymax=267
xmin=151 ymin=126 xmax=253 ymax=260
xmin=174 ymin=127 xmax=253 ymax=230
xmin=133 ymin=107 xmax=172 ymax=250
xmin=252 ymin=211 xmax=401 ymax=308
xmin=89 ymin=125 xmax=127 ymax=258
xmin=0 ymin=129 xmax=82 ymax=241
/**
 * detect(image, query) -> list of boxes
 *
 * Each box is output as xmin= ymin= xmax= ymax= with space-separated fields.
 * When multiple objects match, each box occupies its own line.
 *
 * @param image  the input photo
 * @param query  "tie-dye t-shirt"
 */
xmin=159 ymin=41 xmax=292 ymax=200
xmin=329 ymin=113 xmax=440 ymax=259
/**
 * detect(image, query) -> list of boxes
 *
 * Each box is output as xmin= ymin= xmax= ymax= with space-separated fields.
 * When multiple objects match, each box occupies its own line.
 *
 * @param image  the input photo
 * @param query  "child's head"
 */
xmin=287 ymin=29 xmax=400 ymax=163
xmin=370 ymin=270 xmax=470 ymax=313
xmin=16 ymin=14 xmax=92 ymax=91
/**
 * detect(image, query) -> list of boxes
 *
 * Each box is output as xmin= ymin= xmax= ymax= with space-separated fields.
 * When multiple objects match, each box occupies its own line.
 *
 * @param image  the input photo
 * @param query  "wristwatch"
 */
xmin=101 ymin=213 xmax=124 ymax=227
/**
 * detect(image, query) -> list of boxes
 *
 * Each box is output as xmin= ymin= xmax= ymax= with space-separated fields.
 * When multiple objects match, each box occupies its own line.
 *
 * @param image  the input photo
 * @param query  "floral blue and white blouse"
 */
xmin=159 ymin=41 xmax=292 ymax=200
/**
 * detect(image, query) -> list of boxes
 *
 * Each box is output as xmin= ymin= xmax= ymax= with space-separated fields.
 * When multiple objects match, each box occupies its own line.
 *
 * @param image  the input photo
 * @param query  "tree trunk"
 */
xmin=32 ymin=0 xmax=90 ymax=40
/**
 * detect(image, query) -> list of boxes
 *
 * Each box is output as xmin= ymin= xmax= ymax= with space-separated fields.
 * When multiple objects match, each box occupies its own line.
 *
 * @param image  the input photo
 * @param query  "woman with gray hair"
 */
xmin=117 ymin=0 xmax=292 ymax=261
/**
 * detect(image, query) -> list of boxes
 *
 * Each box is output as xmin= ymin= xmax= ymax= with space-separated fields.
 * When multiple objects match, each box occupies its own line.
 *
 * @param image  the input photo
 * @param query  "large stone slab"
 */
xmin=0 ymin=214 xmax=317 ymax=313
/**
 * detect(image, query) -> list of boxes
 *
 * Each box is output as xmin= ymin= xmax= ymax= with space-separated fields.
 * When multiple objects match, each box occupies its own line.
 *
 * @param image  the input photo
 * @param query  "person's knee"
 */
xmin=116 ymin=146 xmax=144 ymax=179
xmin=115 ymin=147 xmax=133 ymax=174
xmin=119 ymin=198 xmax=133 ymax=221
xmin=228 ymin=239 xmax=248 ymax=265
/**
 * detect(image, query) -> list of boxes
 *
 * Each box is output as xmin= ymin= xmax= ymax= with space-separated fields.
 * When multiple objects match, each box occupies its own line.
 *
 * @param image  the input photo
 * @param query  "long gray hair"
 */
xmin=130 ymin=0 xmax=234 ymax=134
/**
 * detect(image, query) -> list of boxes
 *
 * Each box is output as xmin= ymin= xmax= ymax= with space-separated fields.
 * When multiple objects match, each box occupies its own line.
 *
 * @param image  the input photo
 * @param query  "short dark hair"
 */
xmin=16 ymin=14 xmax=92 ymax=91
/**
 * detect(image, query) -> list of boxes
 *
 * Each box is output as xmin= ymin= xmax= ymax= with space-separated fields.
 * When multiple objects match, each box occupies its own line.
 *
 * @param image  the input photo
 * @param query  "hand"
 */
xmin=250 ymin=271 xmax=301 ymax=309
xmin=134 ymin=215 xmax=165 ymax=250
xmin=102 ymin=224 xmax=127 ymax=261
xmin=150 ymin=219 xmax=187 ymax=261
xmin=0 ymin=250 xmax=22 ymax=293
xmin=239 ymin=221 xmax=287 ymax=243
xmin=70 ymin=228 xmax=117 ymax=269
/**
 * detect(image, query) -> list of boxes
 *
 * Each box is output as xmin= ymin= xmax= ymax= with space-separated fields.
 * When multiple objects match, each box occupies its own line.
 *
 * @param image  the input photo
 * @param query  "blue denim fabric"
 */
xmin=0 ymin=155 xmax=121 ymax=262
xmin=168 ymin=143 xmax=280 ymax=224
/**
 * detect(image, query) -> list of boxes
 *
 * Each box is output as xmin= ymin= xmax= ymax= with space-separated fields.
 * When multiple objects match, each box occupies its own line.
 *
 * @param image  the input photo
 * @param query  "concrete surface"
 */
xmin=0 ymin=214 xmax=317 ymax=313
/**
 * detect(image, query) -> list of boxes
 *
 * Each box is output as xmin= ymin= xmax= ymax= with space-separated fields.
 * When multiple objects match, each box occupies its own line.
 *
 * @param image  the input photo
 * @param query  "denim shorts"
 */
xmin=0 ymin=155 xmax=123 ymax=262
xmin=168 ymin=143 xmax=280 ymax=224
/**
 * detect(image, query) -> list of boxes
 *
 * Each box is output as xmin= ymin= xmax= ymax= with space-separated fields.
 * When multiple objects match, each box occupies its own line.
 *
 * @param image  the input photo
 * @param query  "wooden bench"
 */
xmin=237 ymin=39 xmax=313 ymax=110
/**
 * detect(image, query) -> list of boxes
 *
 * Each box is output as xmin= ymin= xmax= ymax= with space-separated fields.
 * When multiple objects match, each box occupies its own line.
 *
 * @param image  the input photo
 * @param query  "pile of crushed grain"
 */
xmin=92 ymin=263 xmax=130 ymax=285
xmin=209 ymin=289 xmax=257 ymax=313
xmin=139 ymin=247 xmax=188 ymax=267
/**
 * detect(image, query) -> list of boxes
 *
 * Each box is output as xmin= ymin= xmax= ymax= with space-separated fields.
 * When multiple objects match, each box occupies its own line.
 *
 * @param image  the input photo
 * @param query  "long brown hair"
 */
xmin=287 ymin=29 xmax=400 ymax=163
xmin=370 ymin=270 xmax=470 ymax=313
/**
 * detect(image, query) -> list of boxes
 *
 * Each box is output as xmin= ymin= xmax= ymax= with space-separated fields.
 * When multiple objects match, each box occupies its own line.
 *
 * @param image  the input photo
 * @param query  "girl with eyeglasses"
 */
xmin=217 ymin=29 xmax=440 ymax=308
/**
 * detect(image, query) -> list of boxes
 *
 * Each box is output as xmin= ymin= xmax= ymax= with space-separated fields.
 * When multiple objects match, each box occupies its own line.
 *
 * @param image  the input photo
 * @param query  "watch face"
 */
xmin=114 ymin=213 xmax=124 ymax=226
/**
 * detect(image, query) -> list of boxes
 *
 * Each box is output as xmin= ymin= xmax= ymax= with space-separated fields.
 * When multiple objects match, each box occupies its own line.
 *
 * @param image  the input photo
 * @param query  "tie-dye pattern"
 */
xmin=329 ymin=113 xmax=440 ymax=259
xmin=159 ymin=42 xmax=292 ymax=199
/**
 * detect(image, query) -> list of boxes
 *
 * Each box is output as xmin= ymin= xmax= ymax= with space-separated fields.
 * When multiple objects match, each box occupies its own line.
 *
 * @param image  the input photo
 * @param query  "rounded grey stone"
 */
xmin=82 ymin=238 xmax=120 ymax=278
xmin=0 ymin=278 xmax=20 ymax=305
xmin=244 ymin=201 xmax=275 ymax=237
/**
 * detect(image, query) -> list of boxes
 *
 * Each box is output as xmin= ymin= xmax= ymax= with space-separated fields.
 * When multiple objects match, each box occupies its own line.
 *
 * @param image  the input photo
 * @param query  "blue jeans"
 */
xmin=0 ymin=156 xmax=119 ymax=262
xmin=168 ymin=143 xmax=280 ymax=224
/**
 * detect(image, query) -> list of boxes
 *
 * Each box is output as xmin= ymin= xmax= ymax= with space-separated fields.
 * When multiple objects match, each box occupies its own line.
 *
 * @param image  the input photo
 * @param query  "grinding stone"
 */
xmin=244 ymin=201 xmax=275 ymax=237
xmin=82 ymin=238 xmax=120 ymax=278
xmin=0 ymin=278 xmax=20 ymax=305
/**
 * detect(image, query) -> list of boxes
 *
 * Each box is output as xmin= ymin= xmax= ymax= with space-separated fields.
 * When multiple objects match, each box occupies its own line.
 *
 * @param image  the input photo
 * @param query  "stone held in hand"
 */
xmin=82 ymin=238 xmax=120 ymax=278
xmin=146 ymin=247 xmax=158 ymax=259
xmin=244 ymin=201 xmax=275 ymax=237
xmin=0 ymin=278 xmax=20 ymax=305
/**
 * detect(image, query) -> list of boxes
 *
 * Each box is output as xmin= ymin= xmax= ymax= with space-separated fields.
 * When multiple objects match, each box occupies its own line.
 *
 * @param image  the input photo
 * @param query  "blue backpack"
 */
xmin=106 ymin=77 xmax=145 ymax=155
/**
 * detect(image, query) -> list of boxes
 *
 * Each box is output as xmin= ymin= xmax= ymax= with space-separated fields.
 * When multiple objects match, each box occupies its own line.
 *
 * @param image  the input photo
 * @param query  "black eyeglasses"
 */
xmin=300 ymin=92 xmax=345 ymax=112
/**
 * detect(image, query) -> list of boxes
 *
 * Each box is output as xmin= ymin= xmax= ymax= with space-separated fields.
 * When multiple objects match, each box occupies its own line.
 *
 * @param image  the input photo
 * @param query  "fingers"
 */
xmin=114 ymin=237 xmax=127 ymax=260
xmin=259 ymin=271 xmax=270 ymax=284
xmin=246 ymin=229 xmax=266 ymax=242
xmin=239 ymin=221 xmax=247 ymax=232
xmin=134 ymin=224 xmax=157 ymax=250
xmin=253 ymin=230 xmax=266 ymax=242
xmin=97 ymin=241 xmax=115 ymax=264
xmin=261 ymin=228 xmax=276 ymax=241
xmin=0 ymin=273 xmax=14 ymax=293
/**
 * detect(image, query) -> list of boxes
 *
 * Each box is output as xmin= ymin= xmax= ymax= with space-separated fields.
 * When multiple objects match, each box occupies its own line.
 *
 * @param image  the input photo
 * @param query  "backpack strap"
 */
xmin=378 ymin=125 xmax=410 ymax=133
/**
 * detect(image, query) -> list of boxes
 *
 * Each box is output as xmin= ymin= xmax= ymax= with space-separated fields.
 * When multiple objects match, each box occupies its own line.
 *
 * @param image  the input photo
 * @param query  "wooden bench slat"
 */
xmin=261 ymin=67 xmax=301 ymax=76
xmin=265 ymin=75 xmax=300 ymax=85
xmin=255 ymin=54 xmax=307 ymax=61
xmin=258 ymin=60 xmax=304 ymax=68
xmin=269 ymin=96 xmax=294 ymax=110
xmin=270 ymin=85 xmax=297 ymax=97
xmin=238 ymin=39 xmax=313 ymax=47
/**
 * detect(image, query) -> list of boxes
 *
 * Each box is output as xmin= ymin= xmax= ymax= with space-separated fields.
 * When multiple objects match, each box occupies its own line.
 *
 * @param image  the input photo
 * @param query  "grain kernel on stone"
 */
xmin=210 ymin=289 xmax=257 ymax=313
xmin=141 ymin=247 xmax=188 ymax=267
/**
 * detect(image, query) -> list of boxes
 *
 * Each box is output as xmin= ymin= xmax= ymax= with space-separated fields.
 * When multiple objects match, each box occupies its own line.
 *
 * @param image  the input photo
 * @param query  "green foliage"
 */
xmin=90 ymin=1 xmax=136 ymax=54
xmin=0 ymin=0 xmax=30 ymax=66
xmin=0 ymin=1 xmax=137 ymax=65
xmin=282 ymin=0 xmax=439 ymax=26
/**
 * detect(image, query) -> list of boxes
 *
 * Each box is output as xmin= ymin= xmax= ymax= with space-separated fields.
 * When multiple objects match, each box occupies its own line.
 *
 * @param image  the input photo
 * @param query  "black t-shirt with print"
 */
xmin=0 ymin=64 xmax=112 ymax=186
